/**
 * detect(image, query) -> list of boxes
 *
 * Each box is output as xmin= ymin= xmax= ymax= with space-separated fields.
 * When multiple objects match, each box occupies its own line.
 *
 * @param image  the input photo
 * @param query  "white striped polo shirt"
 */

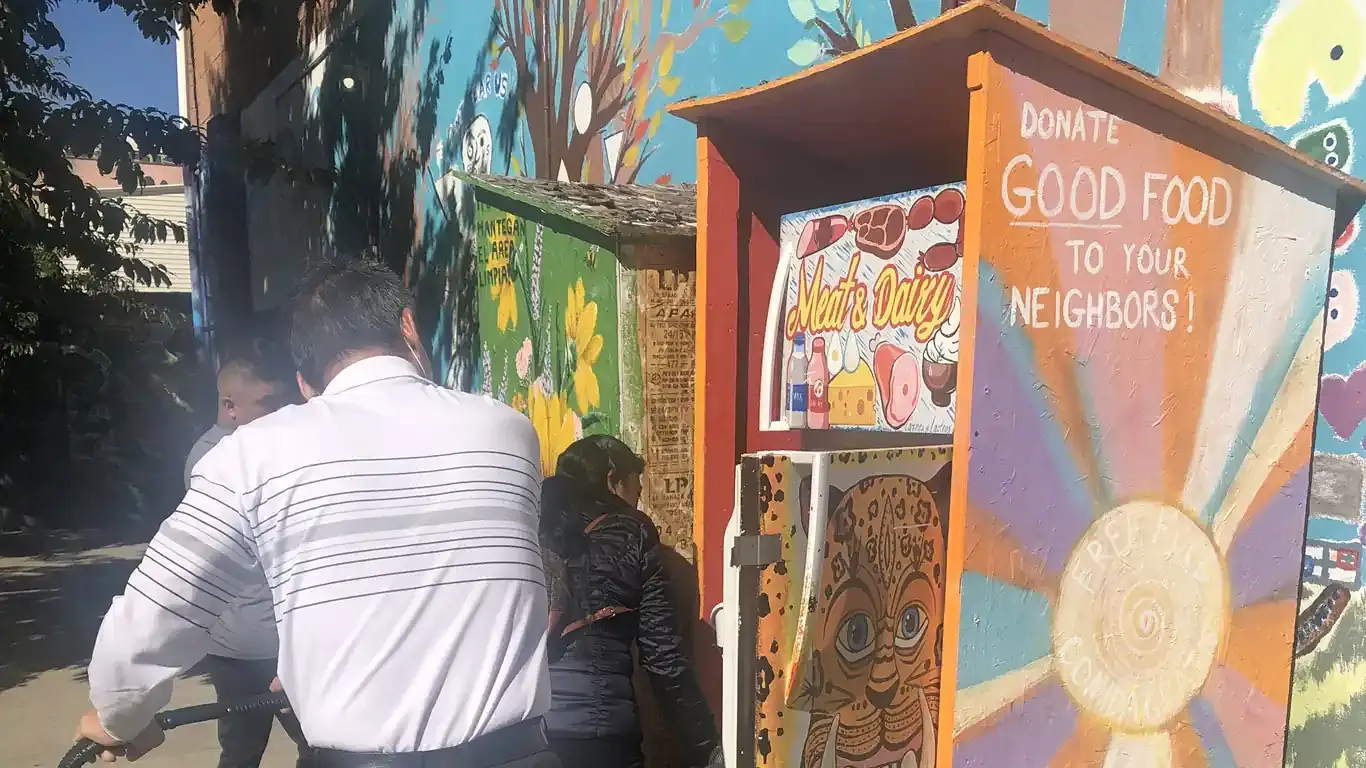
xmin=88 ymin=355 xmax=550 ymax=752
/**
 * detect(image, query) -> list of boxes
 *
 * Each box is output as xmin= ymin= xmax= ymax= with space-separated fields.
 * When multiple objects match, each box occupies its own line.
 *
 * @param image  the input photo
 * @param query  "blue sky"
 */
xmin=49 ymin=1 xmax=178 ymax=114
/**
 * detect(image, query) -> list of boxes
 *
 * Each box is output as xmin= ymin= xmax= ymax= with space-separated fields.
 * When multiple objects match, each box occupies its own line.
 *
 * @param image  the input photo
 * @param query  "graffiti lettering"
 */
xmin=477 ymin=261 xmax=522 ymax=288
xmin=652 ymin=306 xmax=696 ymax=321
xmin=1001 ymin=155 xmax=1126 ymax=222
xmin=870 ymin=264 xmax=957 ymax=342
xmin=1142 ymin=173 xmax=1233 ymax=226
xmin=784 ymin=254 xmax=863 ymax=337
xmin=1122 ymin=244 xmax=1190 ymax=278
xmin=1020 ymin=101 xmax=1120 ymax=144
xmin=783 ymin=253 xmax=956 ymax=343
xmin=1008 ymin=236 xmax=1197 ymax=334
xmin=1003 ymin=106 xmax=1236 ymax=229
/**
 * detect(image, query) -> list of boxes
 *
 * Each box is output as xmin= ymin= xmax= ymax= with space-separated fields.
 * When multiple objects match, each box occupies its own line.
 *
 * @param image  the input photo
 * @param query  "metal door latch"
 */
xmin=731 ymin=534 xmax=782 ymax=567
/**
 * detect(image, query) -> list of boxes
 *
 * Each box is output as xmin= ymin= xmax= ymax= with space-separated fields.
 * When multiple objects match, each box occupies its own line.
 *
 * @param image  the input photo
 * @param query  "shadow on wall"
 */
xmin=210 ymin=0 xmax=523 ymax=388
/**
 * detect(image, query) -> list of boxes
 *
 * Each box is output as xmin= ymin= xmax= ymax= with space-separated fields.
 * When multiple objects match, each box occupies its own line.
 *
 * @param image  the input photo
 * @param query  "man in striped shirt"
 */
xmin=78 ymin=257 xmax=558 ymax=767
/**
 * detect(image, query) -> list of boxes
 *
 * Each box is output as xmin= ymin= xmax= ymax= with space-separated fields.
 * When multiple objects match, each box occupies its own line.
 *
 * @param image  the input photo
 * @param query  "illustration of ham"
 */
xmin=853 ymin=204 xmax=909 ymax=259
xmin=913 ymin=187 xmax=966 ymax=273
xmin=795 ymin=214 xmax=850 ymax=259
xmin=873 ymin=342 xmax=920 ymax=429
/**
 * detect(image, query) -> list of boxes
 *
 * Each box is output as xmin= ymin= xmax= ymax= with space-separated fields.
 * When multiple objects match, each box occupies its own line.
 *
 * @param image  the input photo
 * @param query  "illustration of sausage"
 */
xmin=853 ymin=204 xmax=910 ymax=259
xmin=934 ymin=186 xmax=965 ymax=224
xmin=907 ymin=195 xmax=935 ymax=230
xmin=1294 ymin=584 xmax=1351 ymax=657
xmin=913 ymin=187 xmax=966 ymax=273
xmin=796 ymin=214 xmax=850 ymax=259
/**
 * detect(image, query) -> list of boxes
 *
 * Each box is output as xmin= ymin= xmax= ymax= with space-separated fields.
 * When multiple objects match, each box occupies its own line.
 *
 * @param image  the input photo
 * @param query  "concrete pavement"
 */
xmin=0 ymin=537 xmax=298 ymax=768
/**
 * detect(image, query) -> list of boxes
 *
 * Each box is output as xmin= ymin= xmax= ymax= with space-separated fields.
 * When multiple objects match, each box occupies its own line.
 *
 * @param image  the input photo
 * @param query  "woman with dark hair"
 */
xmin=540 ymin=435 xmax=721 ymax=768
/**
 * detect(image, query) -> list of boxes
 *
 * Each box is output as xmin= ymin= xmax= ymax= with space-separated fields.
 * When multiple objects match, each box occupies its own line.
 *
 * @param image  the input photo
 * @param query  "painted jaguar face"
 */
xmin=798 ymin=471 xmax=948 ymax=768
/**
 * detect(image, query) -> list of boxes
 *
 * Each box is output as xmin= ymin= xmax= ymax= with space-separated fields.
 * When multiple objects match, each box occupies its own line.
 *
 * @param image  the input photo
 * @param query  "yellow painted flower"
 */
xmin=491 ymin=278 xmax=518 ymax=331
xmin=564 ymin=278 xmax=605 ymax=414
xmin=510 ymin=392 xmax=527 ymax=414
xmin=527 ymin=382 xmax=577 ymax=475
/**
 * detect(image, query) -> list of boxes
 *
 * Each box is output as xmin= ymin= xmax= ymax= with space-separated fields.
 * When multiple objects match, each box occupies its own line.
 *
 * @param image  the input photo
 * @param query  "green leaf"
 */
xmin=1291 ymin=118 xmax=1354 ymax=172
xmin=789 ymin=0 xmax=818 ymax=23
xmin=729 ymin=0 xmax=751 ymax=10
xmin=720 ymin=17 xmax=751 ymax=43
xmin=581 ymin=412 xmax=605 ymax=430
xmin=788 ymin=38 xmax=824 ymax=66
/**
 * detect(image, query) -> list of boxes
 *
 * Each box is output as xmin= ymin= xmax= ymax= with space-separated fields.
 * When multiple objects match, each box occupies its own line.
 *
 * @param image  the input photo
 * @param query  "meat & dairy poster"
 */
xmin=775 ymin=183 xmax=965 ymax=434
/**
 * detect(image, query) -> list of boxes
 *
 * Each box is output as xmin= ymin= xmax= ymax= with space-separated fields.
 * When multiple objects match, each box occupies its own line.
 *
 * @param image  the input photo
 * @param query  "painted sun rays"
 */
xmin=952 ymin=232 xmax=1326 ymax=766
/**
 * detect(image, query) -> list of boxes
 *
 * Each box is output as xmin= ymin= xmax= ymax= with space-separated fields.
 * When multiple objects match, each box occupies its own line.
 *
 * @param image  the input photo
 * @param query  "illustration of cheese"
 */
xmin=828 ymin=360 xmax=877 ymax=427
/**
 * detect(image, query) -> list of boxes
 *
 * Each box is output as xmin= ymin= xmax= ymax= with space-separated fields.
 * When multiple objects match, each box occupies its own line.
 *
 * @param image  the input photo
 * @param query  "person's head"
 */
xmin=555 ymin=435 xmax=646 ymax=507
xmin=216 ymin=342 xmax=292 ymax=430
xmin=289 ymin=253 xmax=431 ymax=398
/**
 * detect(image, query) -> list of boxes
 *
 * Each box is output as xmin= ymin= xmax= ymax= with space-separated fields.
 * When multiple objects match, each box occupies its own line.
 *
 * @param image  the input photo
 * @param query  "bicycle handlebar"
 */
xmin=58 ymin=692 xmax=291 ymax=768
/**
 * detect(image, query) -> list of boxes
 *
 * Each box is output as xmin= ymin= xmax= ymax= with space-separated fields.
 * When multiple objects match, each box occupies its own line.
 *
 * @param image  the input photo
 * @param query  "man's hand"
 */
xmin=270 ymin=676 xmax=292 ymax=714
xmin=76 ymin=710 xmax=165 ymax=762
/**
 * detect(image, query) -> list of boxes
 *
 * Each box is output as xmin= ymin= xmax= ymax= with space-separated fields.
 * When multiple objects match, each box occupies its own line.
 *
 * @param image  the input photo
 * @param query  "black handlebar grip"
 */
xmin=156 ymin=692 xmax=290 ymax=729
xmin=57 ymin=693 xmax=291 ymax=767
xmin=57 ymin=740 xmax=103 ymax=768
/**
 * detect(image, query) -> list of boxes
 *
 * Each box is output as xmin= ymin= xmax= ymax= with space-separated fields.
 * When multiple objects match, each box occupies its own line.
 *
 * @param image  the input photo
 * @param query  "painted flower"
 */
xmin=564 ymin=278 xmax=605 ymax=414
xmin=515 ymin=338 xmax=533 ymax=381
xmin=510 ymin=392 xmax=527 ymax=414
xmin=490 ymin=275 xmax=518 ymax=331
xmin=527 ymin=380 xmax=577 ymax=475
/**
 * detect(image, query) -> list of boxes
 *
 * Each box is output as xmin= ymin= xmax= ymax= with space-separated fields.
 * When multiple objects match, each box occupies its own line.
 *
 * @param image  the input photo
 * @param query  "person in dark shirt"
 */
xmin=539 ymin=435 xmax=721 ymax=768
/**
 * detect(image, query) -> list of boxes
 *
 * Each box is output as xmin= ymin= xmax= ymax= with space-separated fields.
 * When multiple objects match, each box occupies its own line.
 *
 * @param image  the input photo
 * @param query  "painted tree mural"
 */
xmin=786 ymin=0 xmax=1018 ymax=66
xmin=493 ymin=0 xmax=751 ymax=184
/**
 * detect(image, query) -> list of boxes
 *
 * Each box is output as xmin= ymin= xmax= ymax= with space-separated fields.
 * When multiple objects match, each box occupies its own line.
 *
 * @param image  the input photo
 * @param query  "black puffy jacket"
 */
xmin=540 ymin=476 xmax=719 ymax=766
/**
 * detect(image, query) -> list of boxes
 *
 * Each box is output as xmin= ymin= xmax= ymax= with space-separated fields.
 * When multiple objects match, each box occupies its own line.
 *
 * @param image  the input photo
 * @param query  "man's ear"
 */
xmin=297 ymin=372 xmax=318 ymax=401
xmin=400 ymin=306 xmax=433 ymax=379
xmin=400 ymin=306 xmax=421 ymax=347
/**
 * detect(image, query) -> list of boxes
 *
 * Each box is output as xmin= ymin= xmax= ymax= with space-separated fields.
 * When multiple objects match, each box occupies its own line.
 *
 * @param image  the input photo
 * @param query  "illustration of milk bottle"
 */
xmin=808 ymin=336 xmax=830 ymax=429
xmin=786 ymin=333 xmax=809 ymax=428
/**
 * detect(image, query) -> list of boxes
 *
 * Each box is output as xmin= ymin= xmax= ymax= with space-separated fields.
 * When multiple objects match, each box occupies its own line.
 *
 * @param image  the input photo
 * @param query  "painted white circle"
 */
xmin=573 ymin=82 xmax=594 ymax=135
xmin=1052 ymin=500 xmax=1227 ymax=731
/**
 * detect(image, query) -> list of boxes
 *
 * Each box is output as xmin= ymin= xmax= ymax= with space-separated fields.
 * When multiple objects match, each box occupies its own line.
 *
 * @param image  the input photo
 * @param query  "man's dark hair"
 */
xmin=217 ymin=337 xmax=290 ymax=385
xmin=555 ymin=435 xmax=646 ymax=490
xmin=290 ymin=254 xmax=413 ymax=390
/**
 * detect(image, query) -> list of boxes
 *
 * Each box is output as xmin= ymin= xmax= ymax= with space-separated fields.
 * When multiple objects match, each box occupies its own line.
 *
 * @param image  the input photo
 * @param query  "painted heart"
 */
xmin=1320 ymin=364 xmax=1366 ymax=440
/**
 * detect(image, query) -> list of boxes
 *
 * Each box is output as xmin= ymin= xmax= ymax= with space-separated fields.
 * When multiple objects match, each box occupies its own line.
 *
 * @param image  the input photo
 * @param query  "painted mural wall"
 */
xmin=951 ymin=58 xmax=1336 ymax=766
xmin=472 ymin=202 xmax=622 ymax=474
xmin=743 ymin=448 xmax=951 ymax=768
xmin=284 ymin=1 xmax=1366 ymax=762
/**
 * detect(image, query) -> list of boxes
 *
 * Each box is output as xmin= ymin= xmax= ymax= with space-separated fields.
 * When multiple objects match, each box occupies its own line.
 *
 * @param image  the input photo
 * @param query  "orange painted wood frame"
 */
xmin=936 ymin=48 xmax=992 ymax=768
